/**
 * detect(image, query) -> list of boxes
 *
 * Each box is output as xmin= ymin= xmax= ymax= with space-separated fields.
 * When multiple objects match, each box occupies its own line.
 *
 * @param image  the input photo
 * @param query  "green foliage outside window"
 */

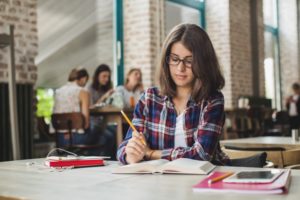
xmin=36 ymin=88 xmax=54 ymax=124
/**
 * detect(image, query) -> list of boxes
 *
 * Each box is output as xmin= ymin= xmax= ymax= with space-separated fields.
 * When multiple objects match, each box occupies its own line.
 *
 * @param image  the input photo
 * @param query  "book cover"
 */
xmin=45 ymin=156 xmax=105 ymax=168
xmin=193 ymin=170 xmax=291 ymax=194
xmin=112 ymin=158 xmax=215 ymax=175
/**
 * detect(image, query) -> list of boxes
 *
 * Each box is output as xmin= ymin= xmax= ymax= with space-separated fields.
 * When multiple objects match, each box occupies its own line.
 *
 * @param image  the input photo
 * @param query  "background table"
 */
xmin=1 ymin=159 xmax=300 ymax=200
xmin=221 ymin=136 xmax=300 ymax=150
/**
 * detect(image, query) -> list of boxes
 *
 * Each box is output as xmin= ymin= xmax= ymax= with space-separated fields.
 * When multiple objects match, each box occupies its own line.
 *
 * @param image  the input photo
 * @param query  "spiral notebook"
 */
xmin=193 ymin=170 xmax=291 ymax=194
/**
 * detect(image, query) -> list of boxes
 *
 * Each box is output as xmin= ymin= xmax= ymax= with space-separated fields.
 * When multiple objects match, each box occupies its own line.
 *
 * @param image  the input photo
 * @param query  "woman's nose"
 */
xmin=176 ymin=61 xmax=185 ymax=71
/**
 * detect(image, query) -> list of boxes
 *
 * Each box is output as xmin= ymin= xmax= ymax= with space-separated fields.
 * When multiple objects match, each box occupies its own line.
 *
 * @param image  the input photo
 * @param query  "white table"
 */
xmin=221 ymin=136 xmax=300 ymax=150
xmin=1 ymin=159 xmax=300 ymax=200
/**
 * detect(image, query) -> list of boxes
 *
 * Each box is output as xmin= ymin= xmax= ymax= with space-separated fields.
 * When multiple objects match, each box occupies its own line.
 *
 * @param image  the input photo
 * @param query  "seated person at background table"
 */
xmin=117 ymin=23 xmax=230 ymax=165
xmin=88 ymin=64 xmax=116 ymax=158
xmin=53 ymin=68 xmax=100 ymax=151
xmin=88 ymin=64 xmax=114 ymax=107
xmin=115 ymin=68 xmax=144 ymax=109
xmin=286 ymin=82 xmax=300 ymax=130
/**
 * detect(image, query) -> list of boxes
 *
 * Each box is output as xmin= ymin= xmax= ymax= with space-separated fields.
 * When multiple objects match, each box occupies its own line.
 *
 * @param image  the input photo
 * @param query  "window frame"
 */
xmin=114 ymin=0 xmax=124 ymax=86
xmin=264 ymin=0 xmax=281 ymax=109
xmin=167 ymin=0 xmax=206 ymax=29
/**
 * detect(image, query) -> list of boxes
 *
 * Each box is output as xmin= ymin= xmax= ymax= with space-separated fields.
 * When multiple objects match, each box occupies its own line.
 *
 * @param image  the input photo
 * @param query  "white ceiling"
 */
xmin=36 ymin=0 xmax=113 ymax=88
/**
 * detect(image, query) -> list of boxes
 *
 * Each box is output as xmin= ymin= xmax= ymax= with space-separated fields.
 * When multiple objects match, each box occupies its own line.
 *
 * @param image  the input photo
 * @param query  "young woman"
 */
xmin=53 ymin=68 xmax=92 ymax=145
xmin=286 ymin=83 xmax=300 ymax=130
xmin=117 ymin=23 xmax=230 ymax=165
xmin=88 ymin=64 xmax=116 ymax=158
xmin=115 ymin=68 xmax=144 ymax=108
xmin=88 ymin=64 xmax=114 ymax=107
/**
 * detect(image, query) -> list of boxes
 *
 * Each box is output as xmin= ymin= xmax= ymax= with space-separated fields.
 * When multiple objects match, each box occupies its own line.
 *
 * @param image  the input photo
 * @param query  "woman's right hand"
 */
xmin=125 ymin=131 xmax=147 ymax=164
xmin=96 ymin=89 xmax=115 ymax=104
xmin=105 ymin=89 xmax=115 ymax=97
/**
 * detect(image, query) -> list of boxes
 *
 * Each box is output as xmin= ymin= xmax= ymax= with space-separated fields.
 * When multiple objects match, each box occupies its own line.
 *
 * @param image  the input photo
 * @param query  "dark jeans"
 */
xmin=57 ymin=128 xmax=101 ymax=155
xmin=90 ymin=116 xmax=116 ymax=160
xmin=57 ymin=128 xmax=96 ymax=146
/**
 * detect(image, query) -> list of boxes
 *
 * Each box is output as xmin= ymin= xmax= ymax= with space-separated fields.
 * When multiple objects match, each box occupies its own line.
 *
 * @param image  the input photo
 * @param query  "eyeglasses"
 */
xmin=166 ymin=54 xmax=193 ymax=69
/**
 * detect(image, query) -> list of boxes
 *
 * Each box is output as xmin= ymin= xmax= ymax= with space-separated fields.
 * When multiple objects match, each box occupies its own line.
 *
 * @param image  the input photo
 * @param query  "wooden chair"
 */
xmin=282 ymin=148 xmax=300 ymax=167
xmin=272 ymin=111 xmax=290 ymax=136
xmin=223 ymin=109 xmax=248 ymax=139
xmin=51 ymin=113 xmax=103 ymax=155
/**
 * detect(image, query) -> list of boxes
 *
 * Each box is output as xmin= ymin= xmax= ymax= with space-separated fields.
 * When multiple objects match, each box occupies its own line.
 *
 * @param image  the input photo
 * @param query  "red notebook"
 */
xmin=193 ymin=170 xmax=291 ymax=194
xmin=45 ymin=156 xmax=105 ymax=168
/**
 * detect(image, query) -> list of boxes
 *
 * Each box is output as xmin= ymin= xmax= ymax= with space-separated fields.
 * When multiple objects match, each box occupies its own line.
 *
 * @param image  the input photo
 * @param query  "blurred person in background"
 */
xmin=88 ymin=64 xmax=114 ymax=107
xmin=286 ymin=82 xmax=300 ymax=130
xmin=53 ymin=68 xmax=99 ymax=152
xmin=115 ymin=68 xmax=144 ymax=109
xmin=88 ymin=64 xmax=116 ymax=159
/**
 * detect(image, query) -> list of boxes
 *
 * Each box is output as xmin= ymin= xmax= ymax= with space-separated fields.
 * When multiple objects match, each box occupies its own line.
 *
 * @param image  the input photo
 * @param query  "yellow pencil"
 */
xmin=208 ymin=172 xmax=234 ymax=184
xmin=120 ymin=110 xmax=146 ymax=145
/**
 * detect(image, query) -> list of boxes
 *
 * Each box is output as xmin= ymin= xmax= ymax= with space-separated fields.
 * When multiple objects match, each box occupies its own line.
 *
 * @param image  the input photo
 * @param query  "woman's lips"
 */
xmin=175 ymin=74 xmax=187 ymax=79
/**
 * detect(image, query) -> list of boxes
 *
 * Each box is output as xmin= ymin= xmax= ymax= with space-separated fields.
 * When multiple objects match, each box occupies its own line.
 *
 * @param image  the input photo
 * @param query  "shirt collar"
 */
xmin=164 ymin=95 xmax=198 ymax=108
xmin=187 ymin=96 xmax=198 ymax=107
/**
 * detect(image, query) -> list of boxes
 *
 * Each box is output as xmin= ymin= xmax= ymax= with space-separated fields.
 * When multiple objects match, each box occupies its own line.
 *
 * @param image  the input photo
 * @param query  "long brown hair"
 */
xmin=159 ymin=23 xmax=225 ymax=103
xmin=91 ymin=64 xmax=112 ymax=92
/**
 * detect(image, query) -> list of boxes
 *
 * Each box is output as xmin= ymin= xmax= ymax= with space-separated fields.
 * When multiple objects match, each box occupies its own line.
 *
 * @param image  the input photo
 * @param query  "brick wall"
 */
xmin=257 ymin=0 xmax=265 ymax=97
xmin=207 ymin=0 xmax=265 ymax=109
xmin=206 ymin=0 xmax=232 ymax=108
xmin=0 ymin=0 xmax=38 ymax=84
xmin=278 ymin=0 xmax=300 ymax=102
xmin=230 ymin=0 xmax=253 ymax=106
xmin=123 ymin=0 xmax=164 ymax=87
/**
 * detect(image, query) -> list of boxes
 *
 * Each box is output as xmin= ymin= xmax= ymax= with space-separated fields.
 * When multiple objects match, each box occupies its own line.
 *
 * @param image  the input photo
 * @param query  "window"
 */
xmin=166 ymin=0 xmax=205 ymax=34
xmin=263 ymin=0 xmax=281 ymax=109
xmin=36 ymin=88 xmax=54 ymax=124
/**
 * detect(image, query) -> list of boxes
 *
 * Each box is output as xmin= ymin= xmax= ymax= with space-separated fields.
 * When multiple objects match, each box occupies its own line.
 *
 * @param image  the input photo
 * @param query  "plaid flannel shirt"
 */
xmin=117 ymin=87 xmax=230 ymax=165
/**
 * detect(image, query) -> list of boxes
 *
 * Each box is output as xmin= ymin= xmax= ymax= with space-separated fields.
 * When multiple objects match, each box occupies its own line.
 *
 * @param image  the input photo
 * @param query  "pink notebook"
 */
xmin=193 ymin=170 xmax=291 ymax=194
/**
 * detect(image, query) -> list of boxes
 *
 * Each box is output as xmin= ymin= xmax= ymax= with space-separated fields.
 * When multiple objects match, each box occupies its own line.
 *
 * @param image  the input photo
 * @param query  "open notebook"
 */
xmin=112 ymin=158 xmax=215 ymax=174
xmin=193 ymin=170 xmax=291 ymax=194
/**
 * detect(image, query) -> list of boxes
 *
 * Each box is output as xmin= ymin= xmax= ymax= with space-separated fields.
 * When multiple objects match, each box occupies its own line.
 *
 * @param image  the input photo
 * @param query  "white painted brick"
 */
xmin=0 ymin=0 xmax=38 ymax=84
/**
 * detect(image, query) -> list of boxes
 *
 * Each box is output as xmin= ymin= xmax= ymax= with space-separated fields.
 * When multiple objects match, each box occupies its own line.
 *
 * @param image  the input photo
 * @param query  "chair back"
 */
xmin=52 ymin=113 xmax=85 ymax=131
xmin=51 ymin=112 xmax=85 ymax=148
